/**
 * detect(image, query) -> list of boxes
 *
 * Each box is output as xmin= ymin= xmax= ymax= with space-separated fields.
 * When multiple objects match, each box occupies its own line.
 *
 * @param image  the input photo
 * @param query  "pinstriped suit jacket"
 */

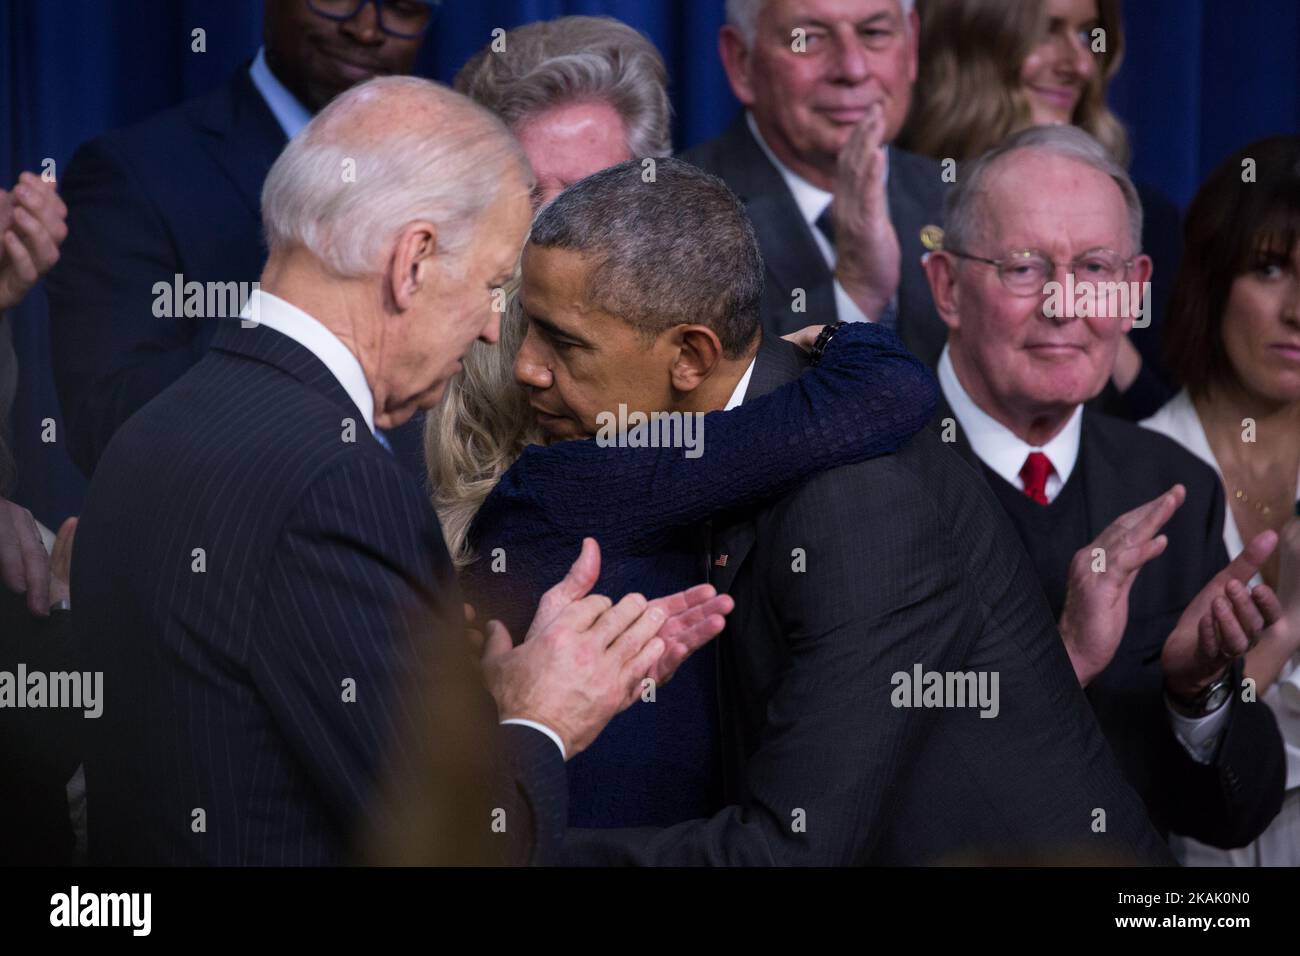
xmin=74 ymin=321 xmax=566 ymax=865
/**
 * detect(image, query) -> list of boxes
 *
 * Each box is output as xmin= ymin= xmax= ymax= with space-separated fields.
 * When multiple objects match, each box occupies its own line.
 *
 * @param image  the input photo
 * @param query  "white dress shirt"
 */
xmin=938 ymin=346 xmax=1229 ymax=760
xmin=938 ymin=346 xmax=1081 ymax=500
xmin=238 ymin=290 xmax=377 ymax=435
xmin=236 ymin=292 xmax=568 ymax=758
xmin=725 ymin=358 xmax=758 ymax=410
xmin=745 ymin=112 xmax=886 ymax=326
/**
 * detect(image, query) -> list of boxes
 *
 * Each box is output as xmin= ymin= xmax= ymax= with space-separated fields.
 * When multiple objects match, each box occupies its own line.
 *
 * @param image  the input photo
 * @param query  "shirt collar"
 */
xmin=249 ymin=46 xmax=313 ymax=140
xmin=938 ymin=344 xmax=1082 ymax=492
xmin=238 ymin=290 xmax=377 ymax=434
xmin=745 ymin=110 xmax=890 ymax=227
xmin=725 ymin=357 xmax=758 ymax=411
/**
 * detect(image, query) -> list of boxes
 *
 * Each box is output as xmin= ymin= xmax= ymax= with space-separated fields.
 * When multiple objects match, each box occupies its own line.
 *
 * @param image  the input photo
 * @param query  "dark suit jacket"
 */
xmin=933 ymin=395 xmax=1286 ymax=847
xmin=562 ymin=338 xmax=1171 ymax=865
xmin=680 ymin=115 xmax=949 ymax=366
xmin=46 ymin=66 xmax=425 ymax=480
xmin=74 ymin=321 xmax=566 ymax=865
xmin=0 ymin=593 xmax=79 ymax=865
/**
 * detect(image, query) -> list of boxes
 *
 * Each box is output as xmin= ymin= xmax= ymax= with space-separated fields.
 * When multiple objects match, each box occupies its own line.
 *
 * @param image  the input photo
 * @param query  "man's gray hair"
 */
xmin=944 ymin=124 xmax=1144 ymax=256
xmin=261 ymin=76 xmax=529 ymax=277
xmin=528 ymin=158 xmax=763 ymax=357
xmin=725 ymin=0 xmax=915 ymax=45
xmin=454 ymin=16 xmax=672 ymax=160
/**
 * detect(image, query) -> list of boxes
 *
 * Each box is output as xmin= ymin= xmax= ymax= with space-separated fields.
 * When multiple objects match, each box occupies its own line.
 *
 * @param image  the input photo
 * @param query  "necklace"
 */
xmin=1199 ymin=403 xmax=1300 ymax=521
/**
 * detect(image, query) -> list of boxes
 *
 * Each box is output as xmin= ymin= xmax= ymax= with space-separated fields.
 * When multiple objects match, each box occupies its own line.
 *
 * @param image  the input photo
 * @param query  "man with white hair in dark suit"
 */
xmin=73 ymin=77 xmax=730 ymax=866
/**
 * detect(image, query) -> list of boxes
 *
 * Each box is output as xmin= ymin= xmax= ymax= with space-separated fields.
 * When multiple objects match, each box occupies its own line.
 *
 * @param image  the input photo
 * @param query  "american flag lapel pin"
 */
xmin=715 ymin=553 xmax=729 ymax=567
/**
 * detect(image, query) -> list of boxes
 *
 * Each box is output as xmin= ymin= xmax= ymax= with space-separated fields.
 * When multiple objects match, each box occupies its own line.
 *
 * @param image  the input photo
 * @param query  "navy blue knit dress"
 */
xmin=462 ymin=322 xmax=938 ymax=827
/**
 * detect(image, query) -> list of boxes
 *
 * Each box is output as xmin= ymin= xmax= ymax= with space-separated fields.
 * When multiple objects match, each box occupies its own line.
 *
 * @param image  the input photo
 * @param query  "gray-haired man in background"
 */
xmin=682 ymin=0 xmax=949 ymax=363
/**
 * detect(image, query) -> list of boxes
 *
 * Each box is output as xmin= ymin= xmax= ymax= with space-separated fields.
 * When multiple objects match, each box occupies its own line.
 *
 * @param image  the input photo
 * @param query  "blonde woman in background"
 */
xmin=898 ymin=0 xmax=1180 ymax=421
xmin=900 ymin=0 xmax=1127 ymax=163
xmin=429 ymin=15 xmax=671 ymax=566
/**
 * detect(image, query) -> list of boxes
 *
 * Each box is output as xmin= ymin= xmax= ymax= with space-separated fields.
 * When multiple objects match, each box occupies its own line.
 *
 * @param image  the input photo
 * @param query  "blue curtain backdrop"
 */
xmin=2 ymin=0 xmax=1298 ymax=529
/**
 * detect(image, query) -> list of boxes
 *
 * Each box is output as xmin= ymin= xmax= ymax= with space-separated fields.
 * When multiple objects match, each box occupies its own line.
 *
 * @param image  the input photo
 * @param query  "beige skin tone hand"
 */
xmin=1243 ymin=518 xmax=1300 ymax=695
xmin=49 ymin=517 xmax=77 ymax=608
xmin=475 ymin=538 xmax=732 ymax=758
xmin=0 ymin=498 xmax=50 ymax=614
xmin=0 ymin=501 xmax=76 ymax=615
xmin=781 ymin=325 xmax=825 ymax=351
xmin=1060 ymin=486 xmax=1183 ymax=684
xmin=1060 ymin=486 xmax=1283 ymax=696
xmin=829 ymin=104 xmax=900 ymax=323
xmin=1162 ymin=529 xmax=1282 ymax=700
xmin=0 ymin=172 xmax=67 ymax=312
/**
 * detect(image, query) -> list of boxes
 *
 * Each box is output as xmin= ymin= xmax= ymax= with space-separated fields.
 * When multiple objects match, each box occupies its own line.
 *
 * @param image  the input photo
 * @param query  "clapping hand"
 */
xmin=477 ymin=538 xmax=731 ymax=758
xmin=0 ymin=172 xmax=67 ymax=312
xmin=1163 ymin=529 xmax=1281 ymax=700
xmin=0 ymin=498 xmax=76 ymax=615
xmin=1059 ymin=485 xmax=1184 ymax=684
xmin=830 ymin=103 xmax=901 ymax=323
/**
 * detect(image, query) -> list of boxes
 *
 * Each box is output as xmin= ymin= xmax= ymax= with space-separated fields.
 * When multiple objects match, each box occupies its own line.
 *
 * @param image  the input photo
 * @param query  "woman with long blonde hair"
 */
xmin=900 ymin=0 xmax=1127 ymax=164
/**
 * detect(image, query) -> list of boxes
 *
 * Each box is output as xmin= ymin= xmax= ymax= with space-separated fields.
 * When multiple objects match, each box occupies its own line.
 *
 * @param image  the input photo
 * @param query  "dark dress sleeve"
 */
xmin=476 ymin=322 xmax=938 ymax=555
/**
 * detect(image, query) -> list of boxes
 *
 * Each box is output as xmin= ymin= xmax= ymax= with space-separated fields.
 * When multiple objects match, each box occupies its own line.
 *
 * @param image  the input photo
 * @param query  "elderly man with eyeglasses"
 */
xmin=922 ymin=124 xmax=1289 ymax=853
xmin=49 ymin=0 xmax=440 ymax=481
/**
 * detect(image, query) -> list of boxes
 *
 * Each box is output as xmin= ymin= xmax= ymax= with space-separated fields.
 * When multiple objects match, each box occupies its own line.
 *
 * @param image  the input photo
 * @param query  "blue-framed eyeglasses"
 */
xmin=306 ymin=0 xmax=441 ymax=39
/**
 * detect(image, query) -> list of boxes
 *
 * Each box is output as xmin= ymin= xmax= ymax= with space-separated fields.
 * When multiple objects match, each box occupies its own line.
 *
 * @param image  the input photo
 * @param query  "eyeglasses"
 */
xmin=945 ymin=247 xmax=1135 ymax=296
xmin=306 ymin=0 xmax=440 ymax=39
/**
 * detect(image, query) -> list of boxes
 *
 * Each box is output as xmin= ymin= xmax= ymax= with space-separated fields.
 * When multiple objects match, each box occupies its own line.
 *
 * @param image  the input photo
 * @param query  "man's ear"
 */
xmin=719 ymin=25 xmax=756 ymax=107
xmin=923 ymin=251 xmax=962 ymax=332
xmin=1122 ymin=254 xmax=1154 ymax=334
xmin=670 ymin=325 xmax=725 ymax=393
xmin=388 ymin=220 xmax=438 ymax=310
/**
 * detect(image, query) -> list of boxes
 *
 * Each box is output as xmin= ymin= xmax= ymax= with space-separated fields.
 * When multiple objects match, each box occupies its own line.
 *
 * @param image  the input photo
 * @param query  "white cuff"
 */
xmin=832 ymin=278 xmax=873 ymax=324
xmin=1166 ymin=695 xmax=1232 ymax=765
xmin=500 ymin=718 xmax=566 ymax=760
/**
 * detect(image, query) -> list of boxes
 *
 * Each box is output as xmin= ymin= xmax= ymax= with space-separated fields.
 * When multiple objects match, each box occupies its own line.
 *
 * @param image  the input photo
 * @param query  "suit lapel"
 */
xmin=887 ymin=151 xmax=928 ymax=340
xmin=708 ymin=337 xmax=808 ymax=595
xmin=1078 ymin=411 xmax=1120 ymax=542
xmin=931 ymin=393 xmax=981 ymax=470
xmin=716 ymin=117 xmax=834 ymax=320
xmin=709 ymin=521 xmax=755 ymax=596
xmin=194 ymin=66 xmax=290 ymax=220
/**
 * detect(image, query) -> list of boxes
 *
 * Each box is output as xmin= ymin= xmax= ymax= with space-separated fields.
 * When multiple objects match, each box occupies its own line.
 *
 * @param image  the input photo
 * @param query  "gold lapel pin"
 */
xmin=920 ymin=225 xmax=945 ymax=252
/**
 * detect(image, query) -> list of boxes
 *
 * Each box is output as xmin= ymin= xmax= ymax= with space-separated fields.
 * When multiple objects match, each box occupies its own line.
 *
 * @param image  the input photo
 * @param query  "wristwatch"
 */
xmin=809 ymin=321 xmax=845 ymax=366
xmin=1167 ymin=672 xmax=1234 ymax=719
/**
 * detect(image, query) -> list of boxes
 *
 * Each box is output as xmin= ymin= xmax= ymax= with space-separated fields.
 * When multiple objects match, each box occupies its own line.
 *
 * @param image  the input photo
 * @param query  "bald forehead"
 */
xmin=978 ymin=149 xmax=1130 ymax=250
xmin=316 ymin=85 xmax=475 ymax=140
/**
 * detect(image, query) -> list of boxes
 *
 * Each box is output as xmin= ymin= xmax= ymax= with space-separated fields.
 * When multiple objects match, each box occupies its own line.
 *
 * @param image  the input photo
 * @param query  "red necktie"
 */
xmin=1019 ymin=451 xmax=1054 ymax=506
